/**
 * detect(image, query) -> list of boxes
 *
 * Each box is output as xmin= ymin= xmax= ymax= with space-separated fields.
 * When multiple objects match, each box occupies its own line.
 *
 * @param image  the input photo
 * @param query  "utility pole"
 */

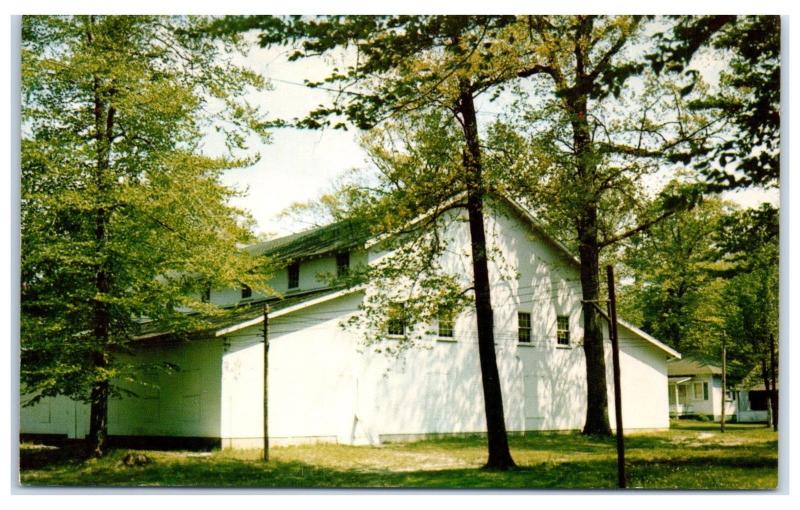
xmin=721 ymin=338 xmax=726 ymax=433
xmin=606 ymin=265 xmax=626 ymax=489
xmin=769 ymin=333 xmax=777 ymax=432
xmin=263 ymin=304 xmax=270 ymax=462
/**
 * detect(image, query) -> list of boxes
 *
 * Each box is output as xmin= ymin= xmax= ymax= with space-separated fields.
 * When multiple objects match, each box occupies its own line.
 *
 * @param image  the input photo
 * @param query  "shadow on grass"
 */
xmin=20 ymin=424 xmax=778 ymax=490
xmin=20 ymin=442 xmax=92 ymax=470
xmin=20 ymin=447 xmax=777 ymax=489
xmin=405 ymin=432 xmax=620 ymax=456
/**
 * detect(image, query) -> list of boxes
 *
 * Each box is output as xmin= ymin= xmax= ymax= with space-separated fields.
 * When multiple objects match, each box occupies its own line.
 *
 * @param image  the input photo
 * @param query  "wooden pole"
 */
xmin=769 ymin=333 xmax=777 ymax=432
xmin=263 ymin=304 xmax=270 ymax=461
xmin=721 ymin=338 xmax=726 ymax=433
xmin=606 ymin=265 xmax=626 ymax=489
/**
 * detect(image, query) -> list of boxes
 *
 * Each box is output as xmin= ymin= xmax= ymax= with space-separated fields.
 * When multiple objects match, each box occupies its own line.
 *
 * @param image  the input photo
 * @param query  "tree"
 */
xmin=489 ymin=16 xmax=714 ymax=435
xmin=617 ymin=196 xmax=734 ymax=355
xmin=650 ymin=16 xmax=780 ymax=190
xmin=208 ymin=14 xmax=556 ymax=469
xmin=21 ymin=15 xmax=271 ymax=456
xmin=617 ymin=200 xmax=779 ymax=430
xmin=716 ymin=204 xmax=779 ymax=430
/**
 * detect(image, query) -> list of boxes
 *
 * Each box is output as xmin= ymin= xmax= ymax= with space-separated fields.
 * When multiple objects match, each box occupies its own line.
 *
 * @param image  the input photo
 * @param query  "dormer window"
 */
xmin=288 ymin=262 xmax=300 ymax=289
xmin=336 ymin=252 xmax=350 ymax=278
xmin=241 ymin=284 xmax=252 ymax=300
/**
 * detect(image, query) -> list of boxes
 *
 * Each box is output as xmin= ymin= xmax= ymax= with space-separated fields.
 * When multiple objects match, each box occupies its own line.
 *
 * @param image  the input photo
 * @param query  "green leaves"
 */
xmin=649 ymin=16 xmax=780 ymax=190
xmin=21 ymin=16 xmax=272 ymax=404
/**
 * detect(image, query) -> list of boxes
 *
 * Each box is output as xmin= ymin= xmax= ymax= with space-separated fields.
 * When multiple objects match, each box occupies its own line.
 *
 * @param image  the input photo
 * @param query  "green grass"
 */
xmin=19 ymin=421 xmax=777 ymax=489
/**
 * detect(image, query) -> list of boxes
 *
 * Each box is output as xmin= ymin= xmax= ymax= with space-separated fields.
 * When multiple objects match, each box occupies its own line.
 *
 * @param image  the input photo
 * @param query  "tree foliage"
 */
xmin=481 ymin=15 xmax=717 ymax=436
xmin=650 ymin=15 xmax=780 ymax=189
xmin=21 ymin=15 xmax=272 ymax=455
xmin=619 ymin=200 xmax=778 ymax=415
xmin=617 ymin=197 xmax=734 ymax=355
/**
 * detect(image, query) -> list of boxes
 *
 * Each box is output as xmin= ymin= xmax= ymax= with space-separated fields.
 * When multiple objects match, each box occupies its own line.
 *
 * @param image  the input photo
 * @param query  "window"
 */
xmin=518 ymin=312 xmax=531 ymax=343
xmin=288 ymin=262 xmax=300 ymax=289
xmin=201 ymin=286 xmax=211 ymax=303
xmin=438 ymin=312 xmax=454 ymax=338
xmin=556 ymin=315 xmax=570 ymax=346
xmin=241 ymin=284 xmax=252 ymax=299
xmin=693 ymin=382 xmax=708 ymax=401
xmin=387 ymin=303 xmax=406 ymax=336
xmin=336 ymin=252 xmax=350 ymax=278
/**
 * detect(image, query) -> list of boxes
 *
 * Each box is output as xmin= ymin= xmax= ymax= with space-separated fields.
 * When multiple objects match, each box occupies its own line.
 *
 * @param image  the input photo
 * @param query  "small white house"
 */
xmin=21 ymin=195 xmax=680 ymax=448
xmin=667 ymin=357 xmax=736 ymax=420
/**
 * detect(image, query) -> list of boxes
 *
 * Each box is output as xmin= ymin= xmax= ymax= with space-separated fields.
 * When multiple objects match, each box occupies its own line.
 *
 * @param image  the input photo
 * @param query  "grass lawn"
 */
xmin=19 ymin=420 xmax=777 ymax=489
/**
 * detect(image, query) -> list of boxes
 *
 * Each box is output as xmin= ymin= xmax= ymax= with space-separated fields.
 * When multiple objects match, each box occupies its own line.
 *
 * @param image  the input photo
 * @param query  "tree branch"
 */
xmin=599 ymin=207 xmax=681 ymax=248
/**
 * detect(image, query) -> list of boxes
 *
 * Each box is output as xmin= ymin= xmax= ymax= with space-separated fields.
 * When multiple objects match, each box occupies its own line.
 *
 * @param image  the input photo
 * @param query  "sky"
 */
xmin=207 ymin=28 xmax=780 ymax=239
xmin=209 ymin=44 xmax=367 ymax=237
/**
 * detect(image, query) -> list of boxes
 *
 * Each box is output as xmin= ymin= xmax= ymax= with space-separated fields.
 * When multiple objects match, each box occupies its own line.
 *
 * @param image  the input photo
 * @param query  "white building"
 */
xmin=667 ymin=357 xmax=736 ymax=420
xmin=21 ymin=195 xmax=680 ymax=448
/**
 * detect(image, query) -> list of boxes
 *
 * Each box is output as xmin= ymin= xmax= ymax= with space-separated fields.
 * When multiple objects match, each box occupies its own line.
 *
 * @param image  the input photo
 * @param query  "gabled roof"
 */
xmin=667 ymin=356 xmax=722 ymax=376
xmin=244 ymin=218 xmax=371 ymax=261
xmin=135 ymin=287 xmax=357 ymax=341
xmin=499 ymin=195 xmax=680 ymax=360
xmin=617 ymin=319 xmax=681 ymax=360
xmin=138 ymin=192 xmax=681 ymax=359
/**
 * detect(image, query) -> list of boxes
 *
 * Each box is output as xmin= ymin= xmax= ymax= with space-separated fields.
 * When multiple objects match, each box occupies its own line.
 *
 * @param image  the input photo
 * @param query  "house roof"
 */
xmin=213 ymin=286 xmax=362 ymax=337
xmin=137 ymin=192 xmax=681 ymax=359
xmin=244 ymin=218 xmax=371 ymax=261
xmin=616 ymin=319 xmax=681 ymax=359
xmin=134 ymin=287 xmax=357 ymax=341
xmin=667 ymin=356 xmax=722 ymax=376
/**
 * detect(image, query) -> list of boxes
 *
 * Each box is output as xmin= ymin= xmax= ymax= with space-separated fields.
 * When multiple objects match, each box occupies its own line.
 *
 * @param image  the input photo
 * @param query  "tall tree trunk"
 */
xmin=458 ymin=80 xmax=515 ymax=469
xmin=89 ymin=203 xmax=111 ymax=457
xmin=569 ymin=17 xmax=612 ymax=437
xmin=577 ymin=213 xmax=612 ymax=436
xmin=760 ymin=357 xmax=772 ymax=429
xmin=87 ymin=16 xmax=115 ymax=457
xmin=769 ymin=334 xmax=778 ymax=432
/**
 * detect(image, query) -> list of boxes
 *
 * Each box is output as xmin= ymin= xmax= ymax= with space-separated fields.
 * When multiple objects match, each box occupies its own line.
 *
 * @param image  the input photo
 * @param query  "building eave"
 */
xmin=616 ymin=318 xmax=682 ymax=360
xmin=213 ymin=286 xmax=364 ymax=337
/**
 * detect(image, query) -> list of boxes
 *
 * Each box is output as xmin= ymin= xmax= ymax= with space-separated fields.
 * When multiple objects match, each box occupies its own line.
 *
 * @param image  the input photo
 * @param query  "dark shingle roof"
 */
xmin=667 ymin=356 xmax=722 ymax=376
xmin=245 ymin=219 xmax=372 ymax=261
xmin=135 ymin=220 xmax=371 ymax=342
